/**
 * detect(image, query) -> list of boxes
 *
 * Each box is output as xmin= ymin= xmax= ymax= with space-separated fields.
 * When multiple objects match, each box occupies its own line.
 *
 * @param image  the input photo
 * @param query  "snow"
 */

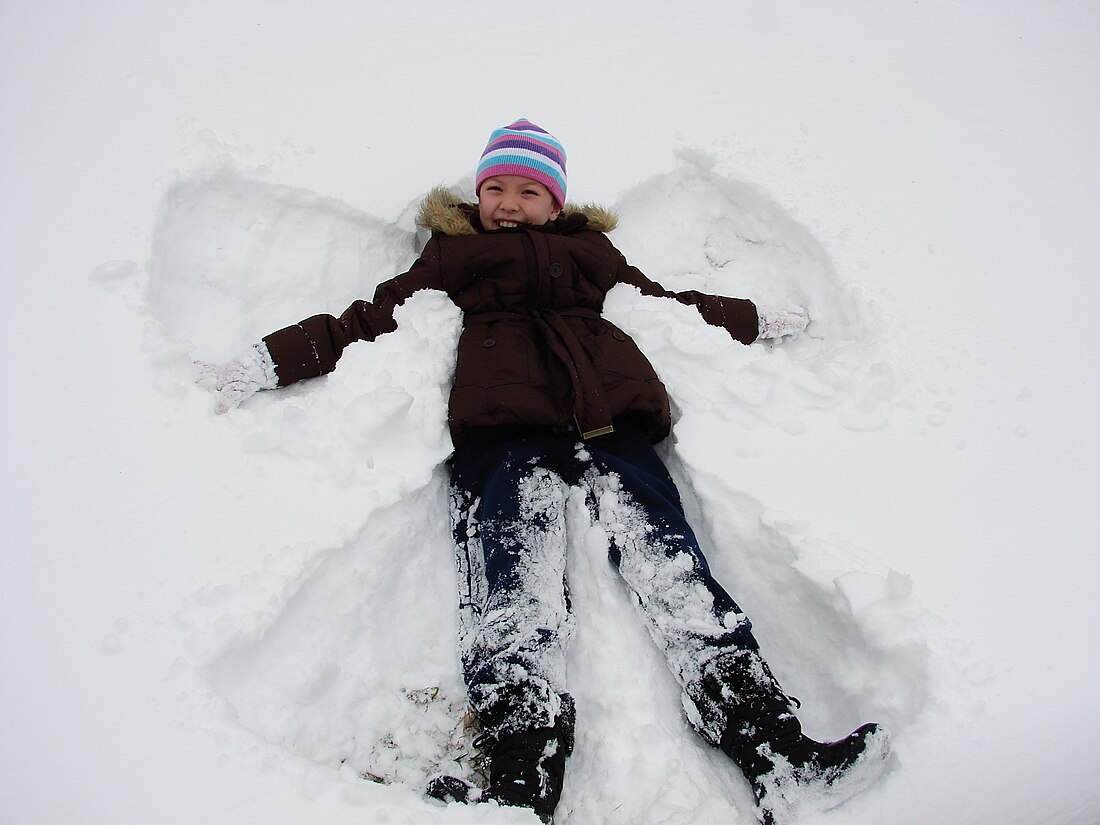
xmin=2 ymin=2 xmax=1099 ymax=824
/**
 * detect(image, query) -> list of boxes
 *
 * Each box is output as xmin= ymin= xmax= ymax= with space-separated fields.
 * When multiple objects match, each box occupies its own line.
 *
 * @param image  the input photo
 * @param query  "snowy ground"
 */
xmin=3 ymin=3 xmax=1099 ymax=824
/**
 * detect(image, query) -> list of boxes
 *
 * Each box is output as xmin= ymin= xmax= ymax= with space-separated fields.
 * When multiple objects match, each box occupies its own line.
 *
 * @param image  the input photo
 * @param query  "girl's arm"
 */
xmin=608 ymin=241 xmax=809 ymax=343
xmin=608 ymin=245 xmax=761 ymax=344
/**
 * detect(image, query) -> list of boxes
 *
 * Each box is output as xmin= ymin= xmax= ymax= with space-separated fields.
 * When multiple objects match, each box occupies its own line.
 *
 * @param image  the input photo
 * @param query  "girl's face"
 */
xmin=478 ymin=175 xmax=562 ymax=231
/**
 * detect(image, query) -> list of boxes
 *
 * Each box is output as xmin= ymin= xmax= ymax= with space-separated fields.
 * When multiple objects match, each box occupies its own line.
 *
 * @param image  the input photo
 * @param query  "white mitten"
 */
xmin=757 ymin=306 xmax=810 ymax=340
xmin=195 ymin=343 xmax=278 ymax=414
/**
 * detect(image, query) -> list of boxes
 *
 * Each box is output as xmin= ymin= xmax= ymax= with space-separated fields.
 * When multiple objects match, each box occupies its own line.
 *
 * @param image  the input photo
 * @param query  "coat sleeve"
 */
xmin=260 ymin=235 xmax=445 ymax=387
xmin=609 ymin=242 xmax=760 ymax=345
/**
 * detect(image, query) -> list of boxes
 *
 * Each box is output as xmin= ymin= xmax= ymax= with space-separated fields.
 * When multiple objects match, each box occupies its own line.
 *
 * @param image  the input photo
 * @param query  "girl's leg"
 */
xmin=448 ymin=431 xmax=577 ymax=738
xmin=585 ymin=433 xmax=800 ymax=743
xmin=581 ymin=428 xmax=771 ymax=739
xmin=584 ymin=428 xmax=890 ymax=821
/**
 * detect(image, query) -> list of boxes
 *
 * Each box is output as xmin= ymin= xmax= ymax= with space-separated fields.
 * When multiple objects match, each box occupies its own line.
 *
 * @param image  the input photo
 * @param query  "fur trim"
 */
xmin=562 ymin=202 xmax=618 ymax=233
xmin=416 ymin=187 xmax=478 ymax=236
xmin=416 ymin=186 xmax=618 ymax=236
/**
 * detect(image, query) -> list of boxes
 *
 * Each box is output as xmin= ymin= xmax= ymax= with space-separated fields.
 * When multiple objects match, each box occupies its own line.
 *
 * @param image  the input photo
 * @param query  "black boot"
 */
xmin=426 ymin=695 xmax=575 ymax=823
xmin=482 ymin=722 xmax=571 ymax=822
xmin=694 ymin=652 xmax=891 ymax=824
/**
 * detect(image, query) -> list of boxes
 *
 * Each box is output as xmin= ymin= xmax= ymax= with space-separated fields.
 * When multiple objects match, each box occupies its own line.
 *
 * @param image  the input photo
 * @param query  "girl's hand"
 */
xmin=757 ymin=306 xmax=810 ymax=340
xmin=194 ymin=344 xmax=277 ymax=414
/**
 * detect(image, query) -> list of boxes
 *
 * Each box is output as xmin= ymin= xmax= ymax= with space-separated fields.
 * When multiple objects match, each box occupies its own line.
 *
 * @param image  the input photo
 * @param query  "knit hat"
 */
xmin=476 ymin=119 xmax=567 ymax=208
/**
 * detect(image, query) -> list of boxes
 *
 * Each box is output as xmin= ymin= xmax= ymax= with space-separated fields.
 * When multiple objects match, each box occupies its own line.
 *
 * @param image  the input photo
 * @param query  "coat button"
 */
xmin=482 ymin=338 xmax=497 ymax=348
xmin=613 ymin=331 xmax=626 ymax=341
xmin=549 ymin=263 xmax=563 ymax=278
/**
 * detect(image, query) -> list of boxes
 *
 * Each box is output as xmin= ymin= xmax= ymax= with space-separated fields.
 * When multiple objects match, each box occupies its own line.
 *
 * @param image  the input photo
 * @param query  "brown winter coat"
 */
xmin=261 ymin=188 xmax=759 ymax=447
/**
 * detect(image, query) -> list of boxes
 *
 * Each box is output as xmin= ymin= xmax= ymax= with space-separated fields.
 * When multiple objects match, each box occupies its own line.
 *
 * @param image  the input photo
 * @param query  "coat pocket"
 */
xmin=452 ymin=321 xmax=535 ymax=388
xmin=584 ymin=319 xmax=660 ymax=382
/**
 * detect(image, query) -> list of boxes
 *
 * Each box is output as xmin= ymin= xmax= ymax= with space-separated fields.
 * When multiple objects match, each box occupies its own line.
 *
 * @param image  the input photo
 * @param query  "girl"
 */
xmin=197 ymin=119 xmax=889 ymax=824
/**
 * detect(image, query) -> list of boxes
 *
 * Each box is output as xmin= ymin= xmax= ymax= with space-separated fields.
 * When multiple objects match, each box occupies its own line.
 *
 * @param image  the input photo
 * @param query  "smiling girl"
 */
xmin=196 ymin=119 xmax=886 ymax=824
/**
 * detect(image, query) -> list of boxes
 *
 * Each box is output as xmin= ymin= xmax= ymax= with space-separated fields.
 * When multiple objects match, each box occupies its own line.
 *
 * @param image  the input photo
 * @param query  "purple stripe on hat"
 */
xmin=485 ymin=132 xmax=563 ymax=153
xmin=484 ymin=129 xmax=565 ymax=153
xmin=483 ymin=136 xmax=565 ymax=166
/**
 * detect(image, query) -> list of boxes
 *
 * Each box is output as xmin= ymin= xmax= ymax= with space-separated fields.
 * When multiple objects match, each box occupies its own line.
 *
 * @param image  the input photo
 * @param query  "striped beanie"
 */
xmin=476 ymin=119 xmax=567 ymax=208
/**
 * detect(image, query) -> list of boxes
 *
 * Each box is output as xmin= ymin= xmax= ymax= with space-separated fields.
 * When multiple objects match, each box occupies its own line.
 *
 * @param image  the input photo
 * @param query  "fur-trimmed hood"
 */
xmin=415 ymin=186 xmax=619 ymax=237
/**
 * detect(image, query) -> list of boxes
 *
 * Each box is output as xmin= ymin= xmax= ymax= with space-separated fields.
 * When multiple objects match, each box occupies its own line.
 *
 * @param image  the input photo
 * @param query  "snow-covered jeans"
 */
xmin=448 ymin=426 xmax=761 ymax=742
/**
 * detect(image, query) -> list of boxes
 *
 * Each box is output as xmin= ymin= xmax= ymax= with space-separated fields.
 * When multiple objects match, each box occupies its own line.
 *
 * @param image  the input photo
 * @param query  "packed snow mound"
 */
xmin=134 ymin=153 xmax=929 ymax=823
xmin=149 ymin=165 xmax=423 ymax=357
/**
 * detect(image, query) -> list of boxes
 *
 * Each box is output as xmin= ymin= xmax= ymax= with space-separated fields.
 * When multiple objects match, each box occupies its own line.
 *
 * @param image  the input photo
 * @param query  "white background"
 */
xmin=3 ymin=2 xmax=1098 ymax=824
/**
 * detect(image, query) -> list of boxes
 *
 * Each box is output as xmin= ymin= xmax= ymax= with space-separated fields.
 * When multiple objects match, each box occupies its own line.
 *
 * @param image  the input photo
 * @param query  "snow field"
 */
xmin=5 ymin=3 xmax=1099 ymax=823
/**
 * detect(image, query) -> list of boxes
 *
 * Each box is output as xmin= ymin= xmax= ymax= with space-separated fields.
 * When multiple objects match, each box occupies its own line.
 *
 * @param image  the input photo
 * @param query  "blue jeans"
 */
xmin=448 ymin=426 xmax=761 ymax=738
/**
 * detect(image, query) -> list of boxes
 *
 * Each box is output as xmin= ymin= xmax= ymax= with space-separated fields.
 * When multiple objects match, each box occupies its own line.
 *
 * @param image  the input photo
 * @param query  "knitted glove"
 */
xmin=195 ymin=343 xmax=279 ymax=414
xmin=757 ymin=306 xmax=810 ymax=340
